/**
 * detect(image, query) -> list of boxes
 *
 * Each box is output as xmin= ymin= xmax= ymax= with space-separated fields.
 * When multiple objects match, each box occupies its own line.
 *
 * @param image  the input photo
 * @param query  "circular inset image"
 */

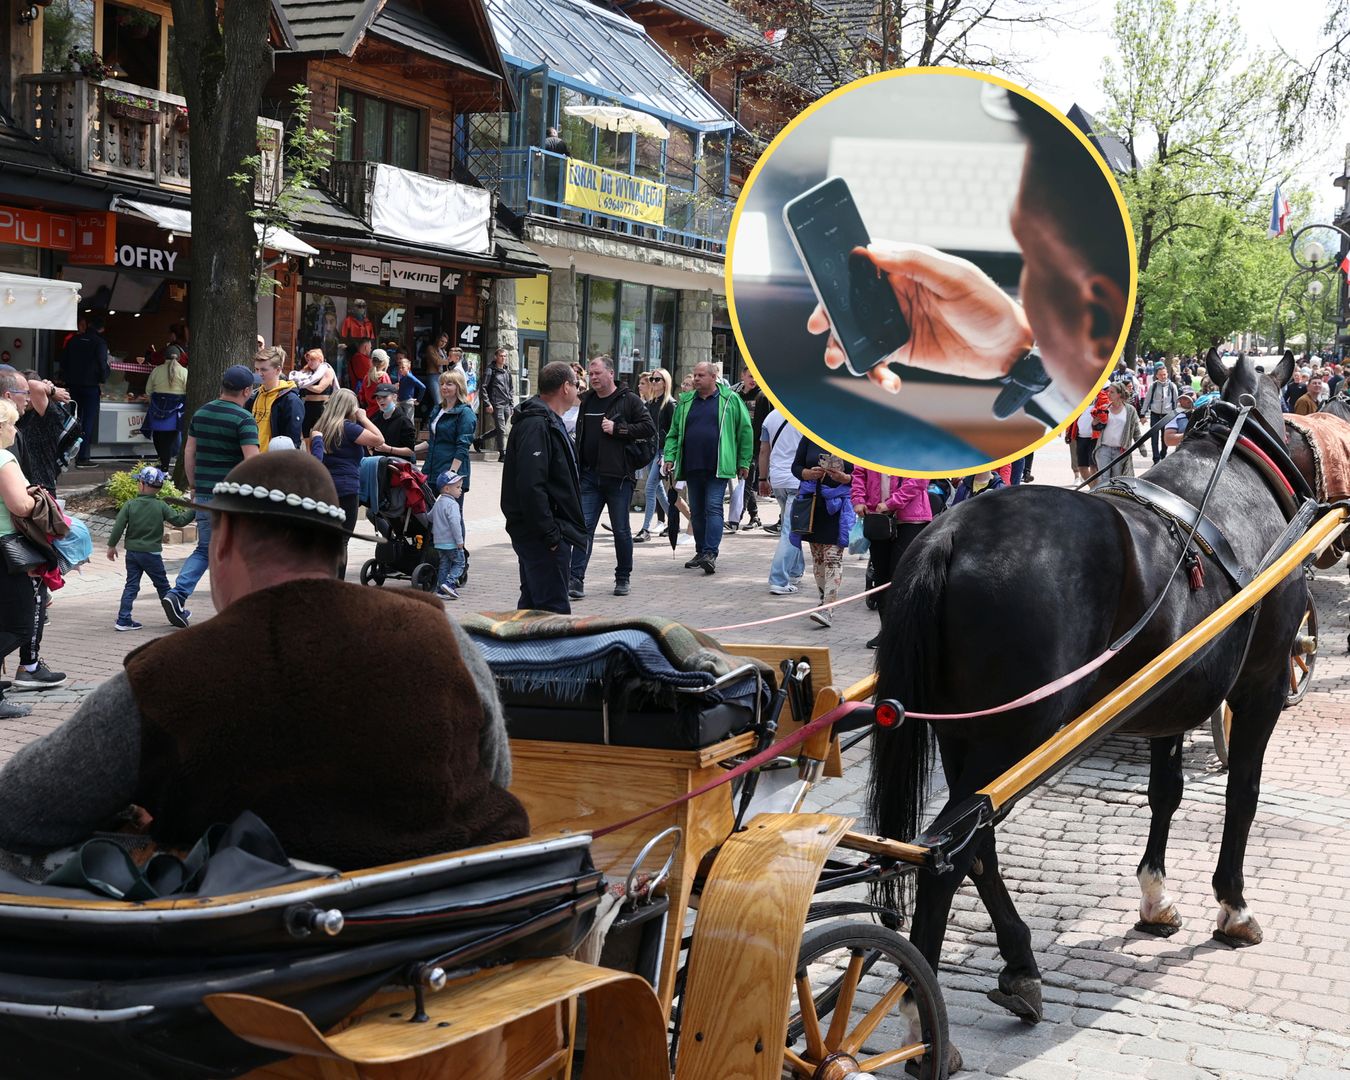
xmin=728 ymin=69 xmax=1136 ymax=475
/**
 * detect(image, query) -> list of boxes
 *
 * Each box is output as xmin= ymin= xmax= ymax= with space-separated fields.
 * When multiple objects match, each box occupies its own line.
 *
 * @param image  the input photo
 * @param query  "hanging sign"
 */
xmin=563 ymin=159 xmax=666 ymax=227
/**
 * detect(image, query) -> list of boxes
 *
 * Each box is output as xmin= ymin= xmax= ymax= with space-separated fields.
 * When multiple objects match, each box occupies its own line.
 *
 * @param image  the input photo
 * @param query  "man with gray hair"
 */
xmin=662 ymin=362 xmax=753 ymax=574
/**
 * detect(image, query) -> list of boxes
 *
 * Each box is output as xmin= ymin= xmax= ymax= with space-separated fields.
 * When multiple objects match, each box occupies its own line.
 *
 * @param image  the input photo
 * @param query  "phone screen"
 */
xmin=784 ymin=178 xmax=910 ymax=375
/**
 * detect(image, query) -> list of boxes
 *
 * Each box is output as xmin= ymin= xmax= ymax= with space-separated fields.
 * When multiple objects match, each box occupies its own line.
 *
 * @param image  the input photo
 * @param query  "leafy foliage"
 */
xmin=107 ymin=464 xmax=184 ymax=510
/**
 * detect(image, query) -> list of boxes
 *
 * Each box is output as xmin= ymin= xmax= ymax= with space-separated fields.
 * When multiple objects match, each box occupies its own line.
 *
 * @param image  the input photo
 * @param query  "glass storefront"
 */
xmin=576 ymin=275 xmax=679 ymax=373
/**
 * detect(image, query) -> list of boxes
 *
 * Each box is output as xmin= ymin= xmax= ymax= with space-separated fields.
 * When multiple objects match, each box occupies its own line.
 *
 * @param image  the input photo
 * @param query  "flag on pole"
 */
xmin=1339 ymin=253 xmax=1350 ymax=287
xmin=764 ymin=28 xmax=787 ymax=45
xmin=1268 ymin=185 xmax=1291 ymax=238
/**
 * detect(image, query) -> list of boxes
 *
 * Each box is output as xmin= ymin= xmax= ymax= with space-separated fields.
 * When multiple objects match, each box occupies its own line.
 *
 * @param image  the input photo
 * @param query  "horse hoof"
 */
xmin=906 ymin=1041 xmax=962 ymax=1077
xmin=1134 ymin=917 xmax=1182 ymax=938
xmin=986 ymin=974 xmax=1043 ymax=1024
xmin=1215 ymin=905 xmax=1262 ymax=947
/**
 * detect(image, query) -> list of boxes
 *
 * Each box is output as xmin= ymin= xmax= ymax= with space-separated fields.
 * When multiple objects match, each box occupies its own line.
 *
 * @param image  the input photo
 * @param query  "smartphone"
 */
xmin=783 ymin=177 xmax=910 ymax=376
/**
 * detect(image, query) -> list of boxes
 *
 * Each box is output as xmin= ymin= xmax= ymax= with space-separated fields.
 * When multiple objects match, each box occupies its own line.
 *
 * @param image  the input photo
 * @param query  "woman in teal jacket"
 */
xmin=423 ymin=369 xmax=476 ymax=497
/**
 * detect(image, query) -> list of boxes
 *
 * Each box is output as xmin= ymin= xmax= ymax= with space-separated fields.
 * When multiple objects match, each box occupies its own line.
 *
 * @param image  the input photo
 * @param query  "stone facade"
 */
xmin=487 ymin=275 xmax=519 ymax=374
xmin=676 ymin=289 xmax=714 ymax=378
xmin=545 ymin=263 xmax=580 ymax=371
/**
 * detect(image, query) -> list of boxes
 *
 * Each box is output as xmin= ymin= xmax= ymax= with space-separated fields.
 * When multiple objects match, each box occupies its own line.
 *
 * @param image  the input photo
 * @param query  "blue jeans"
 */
xmin=684 ymin=471 xmax=728 ymax=559
xmin=639 ymin=452 xmax=669 ymax=532
xmin=119 ymin=550 xmax=172 ymax=622
xmin=570 ymin=469 xmax=634 ymax=584
xmin=768 ymin=486 xmax=805 ymax=588
xmin=436 ymin=547 xmax=465 ymax=590
xmin=171 ymin=496 xmax=212 ymax=603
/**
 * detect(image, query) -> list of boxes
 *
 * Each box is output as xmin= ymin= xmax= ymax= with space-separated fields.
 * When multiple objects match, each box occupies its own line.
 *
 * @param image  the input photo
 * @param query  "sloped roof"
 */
xmin=275 ymin=0 xmax=384 ymax=54
xmin=484 ymin=0 xmax=735 ymax=130
xmin=369 ymin=0 xmax=500 ymax=79
xmin=633 ymin=0 xmax=761 ymax=43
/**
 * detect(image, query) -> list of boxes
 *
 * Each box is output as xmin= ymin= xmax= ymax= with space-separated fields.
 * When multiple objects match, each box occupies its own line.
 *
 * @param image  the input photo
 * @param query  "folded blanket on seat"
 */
xmin=461 ymin=611 xmax=776 ymax=703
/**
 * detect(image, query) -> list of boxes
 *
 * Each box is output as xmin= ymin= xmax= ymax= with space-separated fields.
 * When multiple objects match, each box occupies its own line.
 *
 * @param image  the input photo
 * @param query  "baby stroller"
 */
xmin=358 ymin=457 xmax=439 ymax=592
xmin=864 ymin=479 xmax=956 ymax=610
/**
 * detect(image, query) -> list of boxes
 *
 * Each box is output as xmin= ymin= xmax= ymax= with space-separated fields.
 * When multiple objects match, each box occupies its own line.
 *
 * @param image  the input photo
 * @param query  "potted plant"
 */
xmin=106 ymin=90 xmax=159 ymax=123
xmin=67 ymin=48 xmax=113 ymax=81
xmin=115 ymin=7 xmax=159 ymax=39
xmin=256 ymin=123 xmax=280 ymax=153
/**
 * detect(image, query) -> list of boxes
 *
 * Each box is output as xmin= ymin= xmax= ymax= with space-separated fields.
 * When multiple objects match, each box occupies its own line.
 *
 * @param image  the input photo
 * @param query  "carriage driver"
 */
xmin=808 ymin=90 xmax=1131 ymax=425
xmin=0 ymin=451 xmax=528 ymax=874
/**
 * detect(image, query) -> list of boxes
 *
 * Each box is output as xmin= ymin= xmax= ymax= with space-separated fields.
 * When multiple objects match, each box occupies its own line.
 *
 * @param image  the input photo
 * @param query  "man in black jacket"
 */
xmin=60 ymin=315 xmax=109 ymax=467
xmin=476 ymin=346 xmax=515 ymax=459
xmin=568 ymin=355 xmax=656 ymax=598
xmin=501 ymin=361 xmax=584 ymax=614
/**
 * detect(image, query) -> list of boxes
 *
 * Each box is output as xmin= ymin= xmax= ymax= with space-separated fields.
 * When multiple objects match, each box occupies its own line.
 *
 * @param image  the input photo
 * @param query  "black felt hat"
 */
xmin=172 ymin=451 xmax=351 ymax=535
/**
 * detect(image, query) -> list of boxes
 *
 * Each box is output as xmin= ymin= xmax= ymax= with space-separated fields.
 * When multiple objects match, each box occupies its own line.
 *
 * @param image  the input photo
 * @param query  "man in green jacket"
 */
xmin=662 ymin=362 xmax=753 ymax=574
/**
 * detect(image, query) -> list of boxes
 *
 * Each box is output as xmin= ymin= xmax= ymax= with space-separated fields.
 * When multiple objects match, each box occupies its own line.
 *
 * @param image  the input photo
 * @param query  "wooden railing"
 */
xmin=19 ymin=74 xmax=282 ymax=201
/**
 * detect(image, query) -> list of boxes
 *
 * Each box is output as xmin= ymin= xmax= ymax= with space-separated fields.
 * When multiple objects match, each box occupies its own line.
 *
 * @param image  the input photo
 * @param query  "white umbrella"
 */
xmin=0 ymin=272 xmax=80 ymax=331
xmin=563 ymin=104 xmax=670 ymax=140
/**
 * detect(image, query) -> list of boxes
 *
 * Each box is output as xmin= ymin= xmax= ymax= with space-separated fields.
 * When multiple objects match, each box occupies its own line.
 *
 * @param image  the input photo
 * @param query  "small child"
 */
xmin=428 ymin=470 xmax=465 ymax=600
xmin=952 ymin=470 xmax=1006 ymax=504
xmin=107 ymin=466 xmax=195 ymax=631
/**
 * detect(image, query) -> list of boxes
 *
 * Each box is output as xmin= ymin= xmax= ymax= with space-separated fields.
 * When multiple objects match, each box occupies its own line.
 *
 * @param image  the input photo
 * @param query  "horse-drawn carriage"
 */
xmin=0 ymin=352 xmax=1341 ymax=1079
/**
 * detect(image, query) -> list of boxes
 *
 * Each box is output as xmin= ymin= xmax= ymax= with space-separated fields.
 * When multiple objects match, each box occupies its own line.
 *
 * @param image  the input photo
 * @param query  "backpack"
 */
xmin=52 ymin=402 xmax=84 ymax=475
xmin=619 ymin=392 xmax=657 ymax=472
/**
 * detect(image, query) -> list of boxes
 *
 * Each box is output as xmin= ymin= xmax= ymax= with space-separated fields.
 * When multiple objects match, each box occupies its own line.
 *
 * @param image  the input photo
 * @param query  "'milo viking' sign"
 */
xmin=563 ymin=158 xmax=666 ymax=227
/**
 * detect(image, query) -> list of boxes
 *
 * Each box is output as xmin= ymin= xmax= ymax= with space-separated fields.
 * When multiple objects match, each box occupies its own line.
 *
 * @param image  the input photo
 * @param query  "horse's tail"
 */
xmin=867 ymin=527 xmax=950 ymax=920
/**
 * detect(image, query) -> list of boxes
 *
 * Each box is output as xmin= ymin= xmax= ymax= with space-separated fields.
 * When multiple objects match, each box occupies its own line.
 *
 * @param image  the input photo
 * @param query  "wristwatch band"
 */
xmin=992 ymin=348 xmax=1076 ymax=427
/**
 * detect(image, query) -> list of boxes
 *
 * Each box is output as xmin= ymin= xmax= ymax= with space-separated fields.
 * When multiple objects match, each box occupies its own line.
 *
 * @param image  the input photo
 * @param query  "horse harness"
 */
xmin=1092 ymin=399 xmax=1312 ymax=593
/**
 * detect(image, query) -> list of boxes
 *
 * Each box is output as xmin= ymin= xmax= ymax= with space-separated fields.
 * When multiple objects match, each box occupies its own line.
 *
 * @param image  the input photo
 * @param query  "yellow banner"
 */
xmin=516 ymin=273 xmax=549 ymax=332
xmin=563 ymin=158 xmax=666 ymax=227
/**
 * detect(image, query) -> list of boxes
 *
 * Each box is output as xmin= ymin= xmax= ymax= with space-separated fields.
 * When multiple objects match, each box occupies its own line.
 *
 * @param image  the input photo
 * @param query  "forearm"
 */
xmin=0 ymin=672 xmax=142 ymax=852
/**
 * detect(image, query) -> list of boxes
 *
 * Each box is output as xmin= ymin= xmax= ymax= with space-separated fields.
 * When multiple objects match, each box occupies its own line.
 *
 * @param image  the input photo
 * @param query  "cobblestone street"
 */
xmin=5 ymin=442 xmax=1350 ymax=1078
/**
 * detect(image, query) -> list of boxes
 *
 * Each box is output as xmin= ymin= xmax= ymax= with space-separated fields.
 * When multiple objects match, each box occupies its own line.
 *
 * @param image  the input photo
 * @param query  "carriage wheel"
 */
xmin=1209 ymin=702 xmax=1232 ymax=769
xmin=785 ymin=920 xmax=948 ymax=1080
xmin=1284 ymin=598 xmax=1318 ymax=708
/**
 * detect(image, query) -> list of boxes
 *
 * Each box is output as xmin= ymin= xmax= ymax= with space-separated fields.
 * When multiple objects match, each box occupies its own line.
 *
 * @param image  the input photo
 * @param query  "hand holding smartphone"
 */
xmin=784 ymin=177 xmax=911 ymax=377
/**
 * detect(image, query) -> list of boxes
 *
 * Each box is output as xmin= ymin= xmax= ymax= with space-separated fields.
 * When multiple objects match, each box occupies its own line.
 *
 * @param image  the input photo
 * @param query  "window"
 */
xmin=42 ymin=0 xmax=95 ymax=73
xmin=338 ymin=89 xmax=423 ymax=172
xmin=100 ymin=2 xmax=162 ymax=90
xmin=558 ymin=88 xmax=596 ymax=163
xmin=650 ymin=288 xmax=676 ymax=368
xmin=702 ymin=133 xmax=727 ymax=196
xmin=666 ymin=128 xmax=695 ymax=190
xmin=619 ymin=283 xmax=648 ymax=372
xmin=585 ymin=279 xmax=617 ymax=360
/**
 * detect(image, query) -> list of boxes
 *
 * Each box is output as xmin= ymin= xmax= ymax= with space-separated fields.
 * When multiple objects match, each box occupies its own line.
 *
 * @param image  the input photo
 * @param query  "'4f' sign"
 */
xmin=458 ymin=322 xmax=483 ymax=348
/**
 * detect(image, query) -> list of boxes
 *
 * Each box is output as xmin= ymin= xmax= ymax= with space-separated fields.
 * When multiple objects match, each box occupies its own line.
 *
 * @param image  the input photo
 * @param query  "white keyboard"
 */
xmin=827 ymin=137 xmax=1025 ymax=253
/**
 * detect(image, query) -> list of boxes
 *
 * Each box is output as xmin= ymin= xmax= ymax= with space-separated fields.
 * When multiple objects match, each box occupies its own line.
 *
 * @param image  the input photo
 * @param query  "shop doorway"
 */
xmin=517 ymin=330 xmax=547 ymax=399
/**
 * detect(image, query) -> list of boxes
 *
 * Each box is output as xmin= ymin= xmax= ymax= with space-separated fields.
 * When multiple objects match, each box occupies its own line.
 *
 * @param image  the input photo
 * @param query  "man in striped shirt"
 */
xmin=162 ymin=365 xmax=260 ymax=627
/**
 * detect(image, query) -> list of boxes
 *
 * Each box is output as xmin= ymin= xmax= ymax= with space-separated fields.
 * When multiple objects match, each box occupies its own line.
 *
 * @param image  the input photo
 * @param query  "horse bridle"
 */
xmin=1183 ymin=398 xmax=1311 ymax=516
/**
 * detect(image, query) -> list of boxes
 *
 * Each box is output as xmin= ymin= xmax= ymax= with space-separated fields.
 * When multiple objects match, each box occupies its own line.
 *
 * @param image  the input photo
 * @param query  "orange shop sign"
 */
xmin=0 ymin=205 xmax=116 ymax=264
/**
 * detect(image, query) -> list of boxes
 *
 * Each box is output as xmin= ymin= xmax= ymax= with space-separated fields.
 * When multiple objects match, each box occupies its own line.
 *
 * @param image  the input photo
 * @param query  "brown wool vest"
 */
xmin=122 ymin=577 xmax=528 ymax=870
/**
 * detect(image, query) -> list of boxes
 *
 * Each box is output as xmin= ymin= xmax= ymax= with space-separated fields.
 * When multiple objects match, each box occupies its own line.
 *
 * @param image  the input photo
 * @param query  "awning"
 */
xmin=564 ymin=104 xmax=669 ymax=140
xmin=111 ymin=197 xmax=320 ymax=257
xmin=0 ymin=272 xmax=80 ymax=330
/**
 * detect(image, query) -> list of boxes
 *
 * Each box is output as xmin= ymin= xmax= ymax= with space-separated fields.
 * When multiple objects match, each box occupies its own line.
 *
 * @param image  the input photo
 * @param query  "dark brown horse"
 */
xmin=869 ymin=351 xmax=1314 ymax=1072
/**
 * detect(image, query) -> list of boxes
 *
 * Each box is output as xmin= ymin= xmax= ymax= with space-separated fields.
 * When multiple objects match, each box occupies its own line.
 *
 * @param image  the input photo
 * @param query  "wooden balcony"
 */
xmin=19 ymin=74 xmax=282 ymax=201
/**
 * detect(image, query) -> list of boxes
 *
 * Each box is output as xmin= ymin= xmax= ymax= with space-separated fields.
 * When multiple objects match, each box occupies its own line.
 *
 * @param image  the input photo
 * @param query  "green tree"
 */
xmin=1102 ymin=0 xmax=1288 ymax=363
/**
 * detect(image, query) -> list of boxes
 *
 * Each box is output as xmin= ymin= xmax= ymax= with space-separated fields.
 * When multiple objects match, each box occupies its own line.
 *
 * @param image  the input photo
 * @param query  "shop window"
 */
xmin=702 ymin=133 xmax=727 ymax=196
xmin=42 ymin=0 xmax=95 ymax=72
xmin=101 ymin=3 xmax=162 ymax=90
xmin=650 ymin=288 xmax=676 ymax=369
xmin=338 ymin=89 xmax=424 ymax=173
xmin=619 ymin=282 xmax=648 ymax=374
xmin=585 ymin=278 xmax=617 ymax=360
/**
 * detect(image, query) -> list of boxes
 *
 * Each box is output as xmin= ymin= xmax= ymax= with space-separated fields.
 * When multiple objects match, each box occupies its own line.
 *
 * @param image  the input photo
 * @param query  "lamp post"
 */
xmin=1270 ymin=225 xmax=1349 ymax=360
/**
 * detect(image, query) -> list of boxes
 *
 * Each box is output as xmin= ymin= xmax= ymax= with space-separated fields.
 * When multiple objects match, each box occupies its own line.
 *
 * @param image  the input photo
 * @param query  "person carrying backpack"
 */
xmin=567 ymin=355 xmax=656 ymax=599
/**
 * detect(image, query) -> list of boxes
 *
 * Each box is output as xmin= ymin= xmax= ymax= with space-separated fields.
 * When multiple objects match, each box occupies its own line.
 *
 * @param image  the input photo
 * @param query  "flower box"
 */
xmin=108 ymin=99 xmax=160 ymax=123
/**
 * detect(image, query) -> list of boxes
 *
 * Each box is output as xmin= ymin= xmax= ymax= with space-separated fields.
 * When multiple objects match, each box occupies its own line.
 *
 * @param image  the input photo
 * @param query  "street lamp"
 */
xmin=1271 ymin=223 xmax=1350 ymax=360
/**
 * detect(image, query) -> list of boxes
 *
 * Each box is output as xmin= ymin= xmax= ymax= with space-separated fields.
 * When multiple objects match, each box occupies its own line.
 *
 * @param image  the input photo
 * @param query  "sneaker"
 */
xmin=614 ymin=580 xmax=631 ymax=596
xmin=810 ymin=608 xmax=833 ymax=628
xmin=866 ymin=634 xmax=880 ymax=649
xmin=684 ymin=555 xmax=704 ymax=568
xmin=769 ymin=584 xmax=799 ymax=595
xmin=114 ymin=619 xmax=144 ymax=632
xmin=161 ymin=592 xmax=189 ymax=629
xmin=13 ymin=660 xmax=68 ymax=690
xmin=0 ymin=697 xmax=31 ymax=719
xmin=724 ymin=522 xmax=740 ymax=533
xmin=745 ymin=517 xmax=762 ymax=531
xmin=677 ymin=533 xmax=696 ymax=546
xmin=75 ymin=461 xmax=97 ymax=469
xmin=568 ymin=579 xmax=585 ymax=599
xmin=764 ymin=522 xmax=781 ymax=535
xmin=701 ymin=555 xmax=717 ymax=575
xmin=633 ymin=529 xmax=651 ymax=544
xmin=437 ymin=583 xmax=460 ymax=600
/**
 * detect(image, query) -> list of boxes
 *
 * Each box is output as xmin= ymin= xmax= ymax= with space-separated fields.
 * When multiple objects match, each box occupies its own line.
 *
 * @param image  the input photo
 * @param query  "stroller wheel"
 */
xmin=359 ymin=559 xmax=384 ymax=587
xmin=411 ymin=563 xmax=437 ymax=593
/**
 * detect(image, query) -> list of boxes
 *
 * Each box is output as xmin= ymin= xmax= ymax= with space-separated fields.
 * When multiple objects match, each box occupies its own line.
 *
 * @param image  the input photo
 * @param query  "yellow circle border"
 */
xmin=724 ymin=66 xmax=1139 ymax=479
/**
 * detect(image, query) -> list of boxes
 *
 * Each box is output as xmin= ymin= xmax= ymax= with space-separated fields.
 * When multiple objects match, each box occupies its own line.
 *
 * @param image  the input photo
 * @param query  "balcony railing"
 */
xmin=19 ymin=74 xmax=282 ymax=201
xmin=458 ymin=145 xmax=733 ymax=256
